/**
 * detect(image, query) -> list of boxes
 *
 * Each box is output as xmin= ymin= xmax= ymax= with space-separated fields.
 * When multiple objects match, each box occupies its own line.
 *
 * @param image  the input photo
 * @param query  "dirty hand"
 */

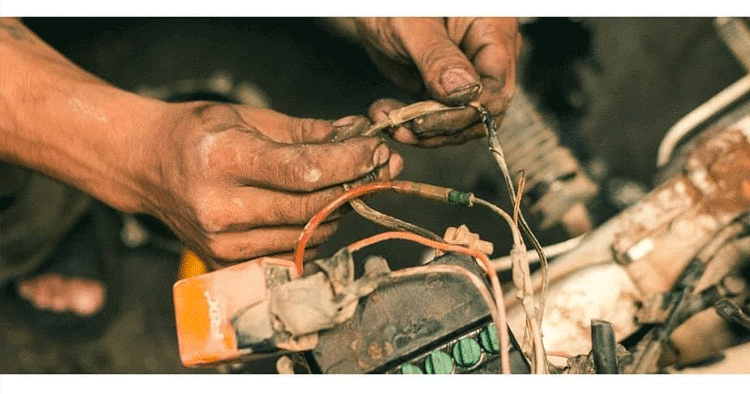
xmin=354 ymin=17 xmax=522 ymax=147
xmin=142 ymin=103 xmax=402 ymax=267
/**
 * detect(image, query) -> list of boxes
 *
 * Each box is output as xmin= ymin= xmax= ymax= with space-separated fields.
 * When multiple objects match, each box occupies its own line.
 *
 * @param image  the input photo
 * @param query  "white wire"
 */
xmin=656 ymin=74 xmax=750 ymax=167
xmin=491 ymin=235 xmax=585 ymax=272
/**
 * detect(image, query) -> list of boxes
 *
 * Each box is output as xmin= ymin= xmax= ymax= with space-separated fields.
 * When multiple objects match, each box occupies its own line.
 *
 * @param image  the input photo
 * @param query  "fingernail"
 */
xmin=332 ymin=116 xmax=370 ymax=141
xmin=388 ymin=152 xmax=404 ymax=178
xmin=441 ymin=68 xmax=479 ymax=96
xmin=373 ymin=143 xmax=391 ymax=166
xmin=332 ymin=116 xmax=357 ymax=128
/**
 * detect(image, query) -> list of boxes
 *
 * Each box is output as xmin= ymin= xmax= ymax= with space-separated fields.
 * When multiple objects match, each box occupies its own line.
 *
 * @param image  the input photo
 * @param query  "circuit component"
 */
xmin=309 ymin=253 xmax=530 ymax=374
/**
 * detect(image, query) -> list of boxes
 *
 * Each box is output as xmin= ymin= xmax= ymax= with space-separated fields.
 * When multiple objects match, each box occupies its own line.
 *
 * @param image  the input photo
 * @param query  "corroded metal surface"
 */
xmin=509 ymin=117 xmax=750 ymax=367
xmin=621 ymin=119 xmax=750 ymax=295
xmin=507 ymin=263 xmax=641 ymax=362
xmin=311 ymin=253 xmax=529 ymax=374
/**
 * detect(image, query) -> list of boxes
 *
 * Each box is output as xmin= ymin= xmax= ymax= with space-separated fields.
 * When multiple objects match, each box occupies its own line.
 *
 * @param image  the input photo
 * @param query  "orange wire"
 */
xmin=294 ymin=182 xmax=396 ymax=275
xmin=347 ymin=230 xmax=512 ymax=374
xmin=294 ymin=181 xmax=452 ymax=275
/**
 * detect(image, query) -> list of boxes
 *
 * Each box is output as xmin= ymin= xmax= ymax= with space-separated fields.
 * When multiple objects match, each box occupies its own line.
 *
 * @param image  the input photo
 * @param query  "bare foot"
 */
xmin=16 ymin=273 xmax=105 ymax=316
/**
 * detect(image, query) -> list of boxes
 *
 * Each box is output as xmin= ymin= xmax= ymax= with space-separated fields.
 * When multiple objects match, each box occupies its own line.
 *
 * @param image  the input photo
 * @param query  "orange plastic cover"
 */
xmin=172 ymin=257 xmax=295 ymax=367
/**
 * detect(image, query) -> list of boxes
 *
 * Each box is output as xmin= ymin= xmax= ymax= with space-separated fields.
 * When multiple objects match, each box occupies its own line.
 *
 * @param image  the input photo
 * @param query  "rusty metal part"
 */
xmin=506 ymin=262 xmax=641 ymax=362
xmin=715 ymin=17 xmax=750 ymax=72
xmin=656 ymin=74 xmax=750 ymax=167
xmin=625 ymin=226 xmax=749 ymax=373
xmin=619 ymin=120 xmax=750 ymax=296
xmin=508 ymin=116 xmax=750 ymax=369
xmin=311 ymin=253 xmax=530 ymax=374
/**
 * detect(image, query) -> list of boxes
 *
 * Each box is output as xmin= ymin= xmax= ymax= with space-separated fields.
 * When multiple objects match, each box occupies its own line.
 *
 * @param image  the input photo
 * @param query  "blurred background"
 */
xmin=0 ymin=17 xmax=747 ymax=373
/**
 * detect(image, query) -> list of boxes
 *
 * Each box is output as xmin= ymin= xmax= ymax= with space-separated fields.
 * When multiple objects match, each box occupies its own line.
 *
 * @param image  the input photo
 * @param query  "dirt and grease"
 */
xmin=3 ymin=17 xmax=746 ymax=373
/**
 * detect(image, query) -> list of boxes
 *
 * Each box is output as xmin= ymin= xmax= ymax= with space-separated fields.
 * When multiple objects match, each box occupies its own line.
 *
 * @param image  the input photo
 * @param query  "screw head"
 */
xmin=424 ymin=350 xmax=454 ymax=374
xmin=452 ymin=337 xmax=482 ymax=368
xmin=479 ymin=323 xmax=500 ymax=354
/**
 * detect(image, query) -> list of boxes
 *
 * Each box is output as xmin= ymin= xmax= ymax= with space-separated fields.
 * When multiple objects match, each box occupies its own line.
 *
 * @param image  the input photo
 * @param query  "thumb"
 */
xmin=396 ymin=18 xmax=481 ymax=106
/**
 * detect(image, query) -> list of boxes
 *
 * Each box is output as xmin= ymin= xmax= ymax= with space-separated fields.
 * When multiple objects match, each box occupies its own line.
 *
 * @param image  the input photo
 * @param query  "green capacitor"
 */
xmin=424 ymin=350 xmax=454 ymax=374
xmin=452 ymin=337 xmax=482 ymax=368
xmin=479 ymin=323 xmax=500 ymax=354
xmin=400 ymin=364 xmax=423 ymax=374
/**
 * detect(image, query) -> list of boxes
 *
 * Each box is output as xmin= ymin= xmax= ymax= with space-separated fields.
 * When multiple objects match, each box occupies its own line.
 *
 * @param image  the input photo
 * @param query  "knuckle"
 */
xmin=298 ymin=196 xmax=318 ymax=222
xmin=280 ymin=146 xmax=322 ymax=191
xmin=188 ymin=102 xmax=239 ymax=128
xmin=475 ymin=18 xmax=504 ymax=38
xmin=290 ymin=117 xmax=328 ymax=143
xmin=195 ymin=210 xmax=222 ymax=233
xmin=206 ymin=236 xmax=238 ymax=263
xmin=193 ymin=197 xmax=228 ymax=233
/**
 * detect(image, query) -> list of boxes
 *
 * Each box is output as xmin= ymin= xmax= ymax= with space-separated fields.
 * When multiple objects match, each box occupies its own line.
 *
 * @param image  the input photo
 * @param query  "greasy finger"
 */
xmin=230 ymin=135 xmax=392 ymax=192
xmin=239 ymin=108 xmax=371 ymax=144
xmin=416 ymin=122 xmax=489 ymax=148
xmin=206 ymin=222 xmax=339 ymax=266
xmin=394 ymin=18 xmax=482 ymax=105
xmin=201 ymin=161 xmax=400 ymax=231
xmin=330 ymin=115 xmax=374 ymax=142
xmin=459 ymin=18 xmax=519 ymax=111
xmin=407 ymin=106 xmax=479 ymax=137
xmin=368 ymin=98 xmax=418 ymax=144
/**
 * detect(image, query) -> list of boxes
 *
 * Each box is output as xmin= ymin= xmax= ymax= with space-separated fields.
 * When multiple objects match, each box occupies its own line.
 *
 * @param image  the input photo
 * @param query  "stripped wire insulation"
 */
xmin=474 ymin=197 xmax=545 ymax=373
xmin=347 ymin=230 xmax=511 ymax=374
xmin=346 ymin=197 xmax=443 ymax=242
xmin=472 ymin=103 xmax=549 ymax=373
xmin=513 ymin=171 xmax=526 ymax=226
xmin=293 ymin=181 xmax=474 ymax=276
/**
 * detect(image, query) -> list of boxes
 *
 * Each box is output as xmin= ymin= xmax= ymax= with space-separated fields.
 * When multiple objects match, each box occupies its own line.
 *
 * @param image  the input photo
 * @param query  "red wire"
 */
xmin=293 ymin=180 xmax=440 ymax=275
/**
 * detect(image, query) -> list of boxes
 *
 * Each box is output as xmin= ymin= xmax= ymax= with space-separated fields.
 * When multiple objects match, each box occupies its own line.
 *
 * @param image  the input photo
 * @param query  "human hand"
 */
xmin=354 ymin=17 xmax=521 ymax=147
xmin=140 ymin=103 xmax=402 ymax=267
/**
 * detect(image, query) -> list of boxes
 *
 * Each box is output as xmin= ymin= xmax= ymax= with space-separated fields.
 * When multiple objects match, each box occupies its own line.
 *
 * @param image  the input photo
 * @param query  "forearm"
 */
xmin=0 ymin=18 xmax=167 ymax=213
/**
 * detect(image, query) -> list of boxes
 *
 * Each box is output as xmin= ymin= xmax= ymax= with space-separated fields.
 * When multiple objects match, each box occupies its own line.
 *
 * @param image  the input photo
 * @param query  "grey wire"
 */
xmin=475 ymin=105 xmax=550 ymax=322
